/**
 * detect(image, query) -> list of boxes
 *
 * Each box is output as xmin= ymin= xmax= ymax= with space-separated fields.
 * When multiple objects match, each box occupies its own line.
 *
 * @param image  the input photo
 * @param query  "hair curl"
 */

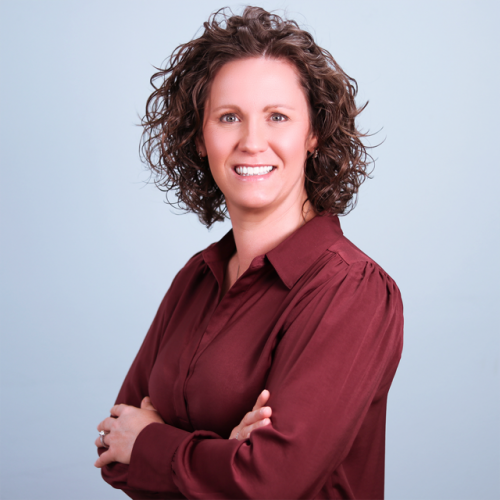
xmin=140 ymin=6 xmax=373 ymax=228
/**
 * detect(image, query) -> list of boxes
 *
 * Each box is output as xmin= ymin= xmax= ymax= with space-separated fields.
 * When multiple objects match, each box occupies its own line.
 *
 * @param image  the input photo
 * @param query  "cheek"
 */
xmin=203 ymin=126 xmax=234 ymax=161
xmin=273 ymin=128 xmax=310 ymax=164
xmin=203 ymin=129 xmax=233 ymax=188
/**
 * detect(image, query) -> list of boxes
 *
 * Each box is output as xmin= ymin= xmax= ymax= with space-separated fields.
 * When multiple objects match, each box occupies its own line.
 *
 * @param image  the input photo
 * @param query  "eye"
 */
xmin=270 ymin=113 xmax=288 ymax=122
xmin=220 ymin=113 xmax=239 ymax=123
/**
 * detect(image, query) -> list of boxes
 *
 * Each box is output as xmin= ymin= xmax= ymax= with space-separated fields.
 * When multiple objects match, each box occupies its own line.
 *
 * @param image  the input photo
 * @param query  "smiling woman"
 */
xmin=200 ymin=58 xmax=316 ymax=216
xmin=95 ymin=6 xmax=403 ymax=500
xmin=199 ymin=57 xmax=319 ymax=291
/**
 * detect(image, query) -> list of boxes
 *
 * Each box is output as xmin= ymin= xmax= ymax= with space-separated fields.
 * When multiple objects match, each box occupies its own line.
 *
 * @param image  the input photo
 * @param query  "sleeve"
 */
xmin=98 ymin=264 xmax=195 ymax=500
xmin=120 ymin=261 xmax=404 ymax=499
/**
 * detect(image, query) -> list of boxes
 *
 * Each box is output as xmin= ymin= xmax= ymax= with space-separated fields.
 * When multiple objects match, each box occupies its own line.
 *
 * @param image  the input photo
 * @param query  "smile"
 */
xmin=235 ymin=165 xmax=275 ymax=176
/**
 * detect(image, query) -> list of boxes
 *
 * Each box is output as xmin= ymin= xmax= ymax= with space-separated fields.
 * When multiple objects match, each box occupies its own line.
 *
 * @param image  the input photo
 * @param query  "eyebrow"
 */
xmin=211 ymin=104 xmax=296 ymax=113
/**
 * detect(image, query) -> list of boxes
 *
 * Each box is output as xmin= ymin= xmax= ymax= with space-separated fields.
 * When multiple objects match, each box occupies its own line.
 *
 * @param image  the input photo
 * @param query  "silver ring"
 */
xmin=99 ymin=430 xmax=109 ymax=448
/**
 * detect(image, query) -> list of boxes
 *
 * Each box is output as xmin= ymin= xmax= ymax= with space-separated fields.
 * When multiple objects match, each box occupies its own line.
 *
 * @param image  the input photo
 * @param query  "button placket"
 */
xmin=182 ymin=266 xmax=263 ymax=421
xmin=172 ymin=281 xmax=219 ymax=426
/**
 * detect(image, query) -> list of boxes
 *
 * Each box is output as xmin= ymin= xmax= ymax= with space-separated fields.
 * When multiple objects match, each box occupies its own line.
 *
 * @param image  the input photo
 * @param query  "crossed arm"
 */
xmin=94 ymin=262 xmax=403 ymax=498
xmin=94 ymin=390 xmax=272 ymax=468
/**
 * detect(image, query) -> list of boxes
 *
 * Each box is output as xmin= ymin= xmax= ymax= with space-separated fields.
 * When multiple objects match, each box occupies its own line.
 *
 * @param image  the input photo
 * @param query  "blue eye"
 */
xmin=221 ymin=114 xmax=239 ymax=123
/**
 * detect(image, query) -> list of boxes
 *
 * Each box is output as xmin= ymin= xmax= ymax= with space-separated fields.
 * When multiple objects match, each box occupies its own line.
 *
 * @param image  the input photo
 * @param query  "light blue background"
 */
xmin=1 ymin=1 xmax=498 ymax=499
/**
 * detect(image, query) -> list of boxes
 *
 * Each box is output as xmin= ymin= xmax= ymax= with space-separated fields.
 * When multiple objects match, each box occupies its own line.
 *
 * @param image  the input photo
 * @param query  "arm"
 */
xmin=125 ymin=261 xmax=403 ymax=499
xmin=96 ymin=266 xmax=189 ymax=499
xmin=97 ymin=258 xmax=273 ymax=499
xmin=95 ymin=392 xmax=271 ymax=467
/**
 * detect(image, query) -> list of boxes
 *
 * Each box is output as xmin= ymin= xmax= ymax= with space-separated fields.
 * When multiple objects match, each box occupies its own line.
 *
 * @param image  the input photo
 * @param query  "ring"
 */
xmin=99 ymin=430 xmax=109 ymax=448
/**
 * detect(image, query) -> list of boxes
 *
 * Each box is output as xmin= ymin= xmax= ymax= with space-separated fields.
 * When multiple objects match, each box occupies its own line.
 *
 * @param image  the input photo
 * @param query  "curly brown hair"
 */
xmin=140 ymin=6 xmax=373 ymax=228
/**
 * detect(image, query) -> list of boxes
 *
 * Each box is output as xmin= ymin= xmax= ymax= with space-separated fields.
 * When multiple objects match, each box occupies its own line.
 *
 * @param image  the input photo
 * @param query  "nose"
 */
xmin=238 ymin=119 xmax=267 ymax=154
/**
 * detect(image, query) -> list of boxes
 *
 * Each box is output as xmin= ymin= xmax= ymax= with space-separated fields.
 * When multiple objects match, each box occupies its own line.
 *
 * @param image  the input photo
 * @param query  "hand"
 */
xmin=229 ymin=389 xmax=272 ymax=441
xmin=94 ymin=397 xmax=165 ymax=468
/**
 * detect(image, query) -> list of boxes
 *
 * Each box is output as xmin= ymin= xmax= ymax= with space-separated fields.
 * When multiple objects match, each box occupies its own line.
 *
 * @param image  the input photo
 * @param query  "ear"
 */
xmin=195 ymin=136 xmax=206 ymax=157
xmin=307 ymin=133 xmax=318 ymax=155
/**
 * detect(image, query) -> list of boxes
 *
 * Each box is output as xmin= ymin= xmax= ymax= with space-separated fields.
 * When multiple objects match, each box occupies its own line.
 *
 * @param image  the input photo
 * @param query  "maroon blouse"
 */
xmin=99 ymin=213 xmax=404 ymax=499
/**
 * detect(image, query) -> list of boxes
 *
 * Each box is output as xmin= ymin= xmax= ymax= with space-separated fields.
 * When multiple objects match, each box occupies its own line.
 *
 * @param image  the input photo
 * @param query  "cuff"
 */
xmin=127 ymin=423 xmax=191 ymax=493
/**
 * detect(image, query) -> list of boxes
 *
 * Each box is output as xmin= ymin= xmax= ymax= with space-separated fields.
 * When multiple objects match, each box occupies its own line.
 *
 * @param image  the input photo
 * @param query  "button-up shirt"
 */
xmin=100 ymin=213 xmax=404 ymax=499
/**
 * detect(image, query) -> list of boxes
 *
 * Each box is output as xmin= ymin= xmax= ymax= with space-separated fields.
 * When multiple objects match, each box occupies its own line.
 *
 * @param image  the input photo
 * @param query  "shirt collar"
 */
xmin=266 ymin=213 xmax=343 ymax=288
xmin=202 ymin=213 xmax=343 ymax=289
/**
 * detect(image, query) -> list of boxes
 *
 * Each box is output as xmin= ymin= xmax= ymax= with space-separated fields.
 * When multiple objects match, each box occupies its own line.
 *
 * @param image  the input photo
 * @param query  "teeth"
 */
xmin=235 ymin=166 xmax=274 ymax=176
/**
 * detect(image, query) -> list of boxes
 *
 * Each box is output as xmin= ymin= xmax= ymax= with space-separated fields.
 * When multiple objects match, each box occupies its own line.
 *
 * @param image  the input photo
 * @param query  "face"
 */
xmin=198 ymin=57 xmax=317 ymax=217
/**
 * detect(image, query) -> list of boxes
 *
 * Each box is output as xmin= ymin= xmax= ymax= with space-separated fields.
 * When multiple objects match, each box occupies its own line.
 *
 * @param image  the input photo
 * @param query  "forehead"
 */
xmin=206 ymin=57 xmax=308 ymax=109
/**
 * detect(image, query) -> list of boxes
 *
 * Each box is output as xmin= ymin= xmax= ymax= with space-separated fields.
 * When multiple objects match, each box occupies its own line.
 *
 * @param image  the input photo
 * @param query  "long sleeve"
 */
xmin=99 ymin=265 xmax=195 ymax=499
xmin=124 ymin=260 xmax=403 ymax=499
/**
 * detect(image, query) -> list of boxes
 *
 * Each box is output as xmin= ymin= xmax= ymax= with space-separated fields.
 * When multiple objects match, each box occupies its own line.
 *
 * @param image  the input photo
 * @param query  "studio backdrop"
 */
xmin=0 ymin=1 xmax=498 ymax=499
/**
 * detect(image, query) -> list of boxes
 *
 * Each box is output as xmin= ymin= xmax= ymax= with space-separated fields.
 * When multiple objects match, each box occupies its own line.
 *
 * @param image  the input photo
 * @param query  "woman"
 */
xmin=95 ymin=6 xmax=403 ymax=499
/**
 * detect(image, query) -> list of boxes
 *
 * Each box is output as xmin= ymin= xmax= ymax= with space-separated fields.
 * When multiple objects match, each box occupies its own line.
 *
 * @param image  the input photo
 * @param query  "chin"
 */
xmin=229 ymin=197 xmax=277 ymax=213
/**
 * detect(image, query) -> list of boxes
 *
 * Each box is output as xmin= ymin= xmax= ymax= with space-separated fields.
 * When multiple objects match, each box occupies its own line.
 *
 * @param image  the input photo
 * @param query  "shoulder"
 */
xmin=283 ymin=232 xmax=404 ymax=364
xmin=319 ymin=235 xmax=404 ymax=347
xmin=169 ymin=248 xmax=207 ymax=285
xmin=325 ymin=234 xmax=400 ymax=293
xmin=166 ymin=235 xmax=227 ymax=291
xmin=328 ymin=233 xmax=382 ymax=269
xmin=295 ymin=233 xmax=403 ymax=322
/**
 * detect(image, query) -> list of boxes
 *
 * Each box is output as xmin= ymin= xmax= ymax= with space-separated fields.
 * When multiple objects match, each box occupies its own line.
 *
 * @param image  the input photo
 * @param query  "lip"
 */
xmin=232 ymin=164 xmax=277 ymax=181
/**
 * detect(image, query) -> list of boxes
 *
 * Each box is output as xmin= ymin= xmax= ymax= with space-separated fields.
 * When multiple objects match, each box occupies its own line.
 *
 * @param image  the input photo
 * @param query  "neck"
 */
xmin=227 ymin=196 xmax=316 ymax=276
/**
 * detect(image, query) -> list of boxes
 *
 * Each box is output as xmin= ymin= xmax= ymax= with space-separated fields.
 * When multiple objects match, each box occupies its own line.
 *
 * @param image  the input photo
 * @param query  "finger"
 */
xmin=95 ymin=431 xmax=111 ymax=448
xmin=94 ymin=434 xmax=109 ymax=448
xmin=253 ymin=417 xmax=271 ymax=430
xmin=110 ymin=404 xmax=126 ymax=417
xmin=252 ymin=390 xmax=269 ymax=411
xmin=241 ymin=418 xmax=271 ymax=439
xmin=242 ymin=406 xmax=272 ymax=428
xmin=97 ymin=420 xmax=106 ymax=433
xmin=97 ymin=416 xmax=115 ymax=433
xmin=252 ymin=390 xmax=270 ymax=411
xmin=141 ymin=396 xmax=157 ymax=411
xmin=259 ymin=406 xmax=272 ymax=418
xmin=94 ymin=449 xmax=115 ymax=468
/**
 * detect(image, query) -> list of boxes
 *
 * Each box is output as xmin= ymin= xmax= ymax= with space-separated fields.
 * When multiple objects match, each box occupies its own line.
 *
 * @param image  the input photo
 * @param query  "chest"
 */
xmin=148 ymin=264 xmax=295 ymax=437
